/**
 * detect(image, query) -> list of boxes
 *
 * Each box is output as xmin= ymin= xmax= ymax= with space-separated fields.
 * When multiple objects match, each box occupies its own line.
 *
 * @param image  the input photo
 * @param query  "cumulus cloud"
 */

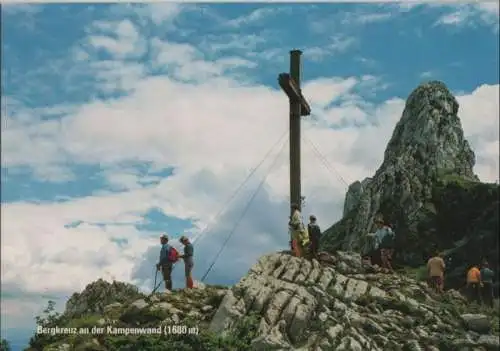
xmin=432 ymin=2 xmax=499 ymax=32
xmin=1 ymin=2 xmax=498 ymax=342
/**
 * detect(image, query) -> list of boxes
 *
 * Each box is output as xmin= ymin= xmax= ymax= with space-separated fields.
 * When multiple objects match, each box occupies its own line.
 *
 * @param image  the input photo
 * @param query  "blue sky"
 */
xmin=1 ymin=2 xmax=498 ymax=349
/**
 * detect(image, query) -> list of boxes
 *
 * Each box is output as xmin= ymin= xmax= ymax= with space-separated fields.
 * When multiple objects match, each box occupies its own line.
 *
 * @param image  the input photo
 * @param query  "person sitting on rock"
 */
xmin=156 ymin=234 xmax=176 ymax=291
xmin=179 ymin=235 xmax=194 ymax=289
xmin=480 ymin=259 xmax=494 ymax=308
xmin=427 ymin=251 xmax=445 ymax=294
xmin=307 ymin=215 xmax=321 ymax=259
xmin=466 ymin=264 xmax=481 ymax=304
xmin=289 ymin=203 xmax=309 ymax=258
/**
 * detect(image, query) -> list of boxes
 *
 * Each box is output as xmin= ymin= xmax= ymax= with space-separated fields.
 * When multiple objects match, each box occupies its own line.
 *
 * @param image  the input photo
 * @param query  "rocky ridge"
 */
xmin=322 ymin=81 xmax=499 ymax=288
xmin=28 ymin=251 xmax=499 ymax=351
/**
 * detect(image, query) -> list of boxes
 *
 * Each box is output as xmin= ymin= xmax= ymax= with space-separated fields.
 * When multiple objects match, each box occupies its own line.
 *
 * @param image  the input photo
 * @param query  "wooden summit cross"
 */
xmin=278 ymin=49 xmax=311 ymax=215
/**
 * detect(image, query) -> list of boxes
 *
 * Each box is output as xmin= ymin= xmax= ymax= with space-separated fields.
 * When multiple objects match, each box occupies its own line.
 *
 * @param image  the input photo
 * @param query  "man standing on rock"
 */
xmin=480 ymin=260 xmax=494 ymax=308
xmin=179 ymin=235 xmax=194 ymax=289
xmin=379 ymin=223 xmax=395 ymax=272
xmin=308 ymin=215 xmax=321 ymax=259
xmin=366 ymin=217 xmax=391 ymax=268
xmin=289 ymin=203 xmax=309 ymax=258
xmin=427 ymin=251 xmax=446 ymax=294
xmin=156 ymin=234 xmax=175 ymax=291
xmin=466 ymin=264 xmax=481 ymax=304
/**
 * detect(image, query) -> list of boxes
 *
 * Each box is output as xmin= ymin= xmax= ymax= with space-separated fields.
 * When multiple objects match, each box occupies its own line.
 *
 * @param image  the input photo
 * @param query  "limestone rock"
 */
xmin=322 ymin=80 xmax=499 ymax=289
xmin=65 ymin=279 xmax=141 ymax=318
xmin=27 ymin=251 xmax=499 ymax=351
xmin=461 ymin=314 xmax=491 ymax=334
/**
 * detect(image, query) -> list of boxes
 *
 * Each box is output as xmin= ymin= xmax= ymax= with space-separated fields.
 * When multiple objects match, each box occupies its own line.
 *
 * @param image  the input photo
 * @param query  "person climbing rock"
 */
xmin=466 ymin=264 xmax=481 ymax=304
xmin=156 ymin=234 xmax=177 ymax=291
xmin=289 ymin=203 xmax=309 ymax=258
xmin=307 ymin=215 xmax=321 ymax=259
xmin=179 ymin=235 xmax=194 ymax=289
xmin=427 ymin=251 xmax=446 ymax=294
xmin=480 ymin=259 xmax=494 ymax=308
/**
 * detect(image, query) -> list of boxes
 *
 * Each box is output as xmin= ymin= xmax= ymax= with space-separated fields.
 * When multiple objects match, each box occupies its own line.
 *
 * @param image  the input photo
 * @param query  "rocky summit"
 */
xmin=21 ymin=81 xmax=499 ymax=351
xmin=27 ymin=251 xmax=499 ymax=350
xmin=322 ymin=81 xmax=499 ymax=290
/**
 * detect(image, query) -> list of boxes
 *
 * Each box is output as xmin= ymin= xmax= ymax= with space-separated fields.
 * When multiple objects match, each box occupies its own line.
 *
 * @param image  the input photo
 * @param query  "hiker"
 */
xmin=156 ymin=234 xmax=177 ymax=291
xmin=480 ymin=260 xmax=494 ymax=308
xmin=289 ymin=203 xmax=309 ymax=258
xmin=307 ymin=215 xmax=321 ymax=259
xmin=379 ymin=223 xmax=395 ymax=272
xmin=179 ymin=235 xmax=194 ymax=289
xmin=427 ymin=251 xmax=446 ymax=294
xmin=366 ymin=217 xmax=392 ymax=268
xmin=466 ymin=264 xmax=481 ymax=304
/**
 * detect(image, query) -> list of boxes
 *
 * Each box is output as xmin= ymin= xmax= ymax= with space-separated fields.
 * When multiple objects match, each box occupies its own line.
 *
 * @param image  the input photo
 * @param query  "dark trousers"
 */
xmin=161 ymin=264 xmax=173 ymax=291
xmin=467 ymin=282 xmax=481 ymax=303
xmin=481 ymin=282 xmax=494 ymax=307
xmin=310 ymin=238 xmax=319 ymax=257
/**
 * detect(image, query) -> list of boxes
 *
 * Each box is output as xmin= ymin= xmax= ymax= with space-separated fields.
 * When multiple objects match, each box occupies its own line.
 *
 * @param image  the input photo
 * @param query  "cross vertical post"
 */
xmin=289 ymin=50 xmax=302 ymax=214
xmin=278 ymin=50 xmax=311 ymax=216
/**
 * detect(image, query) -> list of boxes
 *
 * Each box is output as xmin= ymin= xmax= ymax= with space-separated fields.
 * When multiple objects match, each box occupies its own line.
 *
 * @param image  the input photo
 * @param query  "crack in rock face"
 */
xmin=208 ymin=251 xmax=500 ymax=350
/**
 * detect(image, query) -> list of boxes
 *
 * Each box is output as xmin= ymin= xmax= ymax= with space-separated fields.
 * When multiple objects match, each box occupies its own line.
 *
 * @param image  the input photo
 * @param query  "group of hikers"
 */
xmin=288 ymin=203 xmax=396 ymax=271
xmin=156 ymin=204 xmax=495 ymax=307
xmin=289 ymin=203 xmax=322 ymax=259
xmin=427 ymin=252 xmax=495 ymax=307
xmin=156 ymin=202 xmax=325 ymax=292
xmin=156 ymin=234 xmax=194 ymax=291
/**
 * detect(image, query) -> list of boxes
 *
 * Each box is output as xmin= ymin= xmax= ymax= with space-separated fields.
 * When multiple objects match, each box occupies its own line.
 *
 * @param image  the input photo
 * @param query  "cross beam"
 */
xmin=278 ymin=73 xmax=311 ymax=116
xmin=278 ymin=49 xmax=311 ymax=215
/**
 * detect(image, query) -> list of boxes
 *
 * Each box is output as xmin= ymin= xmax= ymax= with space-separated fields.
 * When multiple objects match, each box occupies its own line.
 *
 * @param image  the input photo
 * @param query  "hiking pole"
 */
xmin=152 ymin=268 xmax=158 ymax=294
xmin=152 ymin=280 xmax=162 ymax=294
xmin=151 ymin=263 xmax=177 ymax=294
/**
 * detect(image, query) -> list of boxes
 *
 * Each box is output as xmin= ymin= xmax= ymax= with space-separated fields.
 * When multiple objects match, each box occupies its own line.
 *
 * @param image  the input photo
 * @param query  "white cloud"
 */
xmin=224 ymin=7 xmax=291 ymax=27
xmin=0 ymin=3 xmax=41 ymax=15
xmin=3 ymin=72 xmax=497 ymax=306
xmin=2 ymin=3 xmax=498 ymax=339
xmin=305 ymin=35 xmax=358 ymax=62
xmin=433 ymin=2 xmax=499 ymax=31
xmin=456 ymin=84 xmax=500 ymax=182
xmin=86 ymin=19 xmax=146 ymax=59
xmin=342 ymin=11 xmax=393 ymax=25
xmin=302 ymin=77 xmax=358 ymax=107
xmin=143 ymin=3 xmax=184 ymax=25
xmin=150 ymin=37 xmax=255 ymax=82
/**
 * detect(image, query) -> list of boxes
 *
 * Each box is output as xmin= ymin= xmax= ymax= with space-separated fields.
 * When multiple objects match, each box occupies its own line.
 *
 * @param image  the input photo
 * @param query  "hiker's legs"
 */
xmin=380 ymin=249 xmax=388 ymax=269
xmin=311 ymin=239 xmax=318 ymax=258
xmin=373 ymin=249 xmax=382 ymax=266
xmin=185 ymin=262 xmax=194 ymax=289
xmin=482 ymin=283 xmax=494 ymax=307
xmin=162 ymin=264 xmax=173 ymax=291
xmin=292 ymin=239 xmax=302 ymax=257
xmin=385 ymin=249 xmax=394 ymax=271
xmin=430 ymin=276 xmax=437 ymax=293
xmin=436 ymin=276 xmax=443 ymax=293
xmin=469 ymin=283 xmax=480 ymax=303
xmin=438 ymin=276 xmax=444 ymax=293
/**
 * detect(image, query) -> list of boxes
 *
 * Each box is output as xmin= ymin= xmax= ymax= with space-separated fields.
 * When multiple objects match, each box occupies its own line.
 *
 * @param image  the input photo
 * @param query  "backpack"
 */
xmin=380 ymin=228 xmax=395 ymax=248
xmin=168 ymin=246 xmax=180 ymax=263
